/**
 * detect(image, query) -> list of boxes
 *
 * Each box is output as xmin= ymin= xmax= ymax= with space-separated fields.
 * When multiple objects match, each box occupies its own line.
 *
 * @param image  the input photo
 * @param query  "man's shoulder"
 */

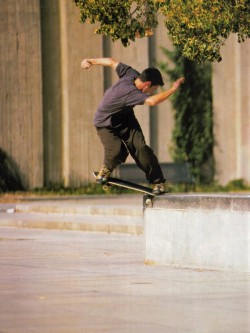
xmin=116 ymin=62 xmax=140 ymax=79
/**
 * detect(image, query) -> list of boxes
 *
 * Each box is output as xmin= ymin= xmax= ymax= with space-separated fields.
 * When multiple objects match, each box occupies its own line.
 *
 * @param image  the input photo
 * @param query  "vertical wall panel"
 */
xmin=239 ymin=40 xmax=250 ymax=183
xmin=40 ymin=0 xmax=63 ymax=185
xmin=0 ymin=0 xmax=43 ymax=189
xmin=213 ymin=36 xmax=250 ymax=185
xmin=61 ymin=1 xmax=104 ymax=186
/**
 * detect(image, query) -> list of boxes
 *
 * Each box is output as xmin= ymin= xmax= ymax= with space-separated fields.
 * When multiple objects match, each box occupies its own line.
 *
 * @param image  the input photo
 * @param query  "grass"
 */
xmin=0 ymin=178 xmax=249 ymax=202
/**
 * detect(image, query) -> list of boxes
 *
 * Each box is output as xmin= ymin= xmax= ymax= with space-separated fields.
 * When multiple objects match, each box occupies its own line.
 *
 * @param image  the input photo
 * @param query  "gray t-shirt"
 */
xmin=94 ymin=63 xmax=148 ymax=127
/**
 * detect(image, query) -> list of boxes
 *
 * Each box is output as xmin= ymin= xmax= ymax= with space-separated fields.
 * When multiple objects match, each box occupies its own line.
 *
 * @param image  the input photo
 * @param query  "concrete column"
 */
xmin=213 ymin=36 xmax=250 ymax=185
xmin=41 ymin=0 xmax=104 ymax=186
xmin=239 ymin=39 xmax=250 ymax=183
xmin=41 ymin=0 xmax=63 ymax=185
xmin=0 ymin=0 xmax=43 ymax=189
xmin=63 ymin=1 xmax=104 ymax=186
xmin=149 ymin=15 xmax=175 ymax=162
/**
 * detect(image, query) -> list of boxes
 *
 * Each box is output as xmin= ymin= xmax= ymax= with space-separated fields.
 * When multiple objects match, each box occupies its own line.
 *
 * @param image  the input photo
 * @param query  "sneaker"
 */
xmin=152 ymin=183 xmax=165 ymax=195
xmin=96 ymin=166 xmax=111 ymax=184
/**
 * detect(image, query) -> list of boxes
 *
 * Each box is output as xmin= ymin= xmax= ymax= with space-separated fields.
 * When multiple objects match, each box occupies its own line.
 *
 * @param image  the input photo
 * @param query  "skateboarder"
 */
xmin=81 ymin=57 xmax=184 ymax=195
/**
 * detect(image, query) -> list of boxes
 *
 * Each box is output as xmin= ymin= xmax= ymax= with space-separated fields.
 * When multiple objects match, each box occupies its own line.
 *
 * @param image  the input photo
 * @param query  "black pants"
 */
xmin=96 ymin=115 xmax=165 ymax=184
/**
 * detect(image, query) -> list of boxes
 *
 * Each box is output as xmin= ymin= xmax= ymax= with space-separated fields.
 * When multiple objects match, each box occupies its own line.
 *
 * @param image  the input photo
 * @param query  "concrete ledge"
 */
xmin=144 ymin=194 xmax=250 ymax=272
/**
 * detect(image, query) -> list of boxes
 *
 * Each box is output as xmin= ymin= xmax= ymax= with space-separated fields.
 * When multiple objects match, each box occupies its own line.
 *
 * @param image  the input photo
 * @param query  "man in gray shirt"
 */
xmin=81 ymin=57 xmax=184 ymax=194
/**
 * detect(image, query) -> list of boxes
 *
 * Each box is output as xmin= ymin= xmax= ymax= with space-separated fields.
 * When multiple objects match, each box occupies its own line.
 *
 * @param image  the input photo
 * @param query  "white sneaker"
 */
xmin=152 ymin=183 xmax=165 ymax=195
xmin=96 ymin=166 xmax=111 ymax=184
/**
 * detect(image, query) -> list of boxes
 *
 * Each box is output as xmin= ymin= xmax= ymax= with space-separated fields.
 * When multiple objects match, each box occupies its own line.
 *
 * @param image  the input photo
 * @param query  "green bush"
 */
xmin=224 ymin=179 xmax=248 ymax=191
xmin=159 ymin=47 xmax=214 ymax=183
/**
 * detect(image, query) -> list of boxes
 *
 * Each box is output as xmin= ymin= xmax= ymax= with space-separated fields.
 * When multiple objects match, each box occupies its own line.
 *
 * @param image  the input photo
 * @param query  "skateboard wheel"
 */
xmin=103 ymin=185 xmax=109 ymax=191
xmin=145 ymin=198 xmax=152 ymax=206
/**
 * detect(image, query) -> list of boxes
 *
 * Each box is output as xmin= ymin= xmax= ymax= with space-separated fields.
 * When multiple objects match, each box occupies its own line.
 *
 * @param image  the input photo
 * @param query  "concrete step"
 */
xmin=0 ymin=195 xmax=144 ymax=235
xmin=0 ymin=211 xmax=143 ymax=234
xmin=15 ymin=202 xmax=142 ymax=217
xmin=10 ymin=195 xmax=143 ymax=216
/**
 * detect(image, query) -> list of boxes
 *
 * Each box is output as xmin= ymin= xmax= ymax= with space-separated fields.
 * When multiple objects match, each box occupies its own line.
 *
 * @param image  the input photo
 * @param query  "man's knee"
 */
xmin=105 ymin=144 xmax=129 ymax=169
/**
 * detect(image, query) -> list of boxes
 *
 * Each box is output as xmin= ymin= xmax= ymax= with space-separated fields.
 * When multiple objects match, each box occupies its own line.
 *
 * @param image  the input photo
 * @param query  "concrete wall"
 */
xmin=144 ymin=194 xmax=250 ymax=272
xmin=0 ymin=0 xmax=43 ymax=189
xmin=1 ymin=2 xmax=249 ymax=189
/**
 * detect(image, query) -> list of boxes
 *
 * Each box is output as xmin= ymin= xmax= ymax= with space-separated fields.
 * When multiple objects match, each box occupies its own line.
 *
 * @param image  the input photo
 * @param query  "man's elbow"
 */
xmin=110 ymin=58 xmax=119 ymax=69
xmin=145 ymin=97 xmax=158 ymax=107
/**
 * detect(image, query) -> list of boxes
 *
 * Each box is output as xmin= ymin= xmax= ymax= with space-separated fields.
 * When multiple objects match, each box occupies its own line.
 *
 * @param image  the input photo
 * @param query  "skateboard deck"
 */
xmin=93 ymin=172 xmax=155 ymax=203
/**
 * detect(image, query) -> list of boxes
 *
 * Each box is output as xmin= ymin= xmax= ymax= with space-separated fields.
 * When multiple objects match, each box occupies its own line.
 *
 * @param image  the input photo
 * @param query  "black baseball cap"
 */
xmin=140 ymin=67 xmax=164 ymax=86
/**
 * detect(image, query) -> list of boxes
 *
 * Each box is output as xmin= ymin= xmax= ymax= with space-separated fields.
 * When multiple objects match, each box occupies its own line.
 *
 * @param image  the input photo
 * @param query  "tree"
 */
xmin=159 ymin=47 xmax=214 ymax=182
xmin=74 ymin=0 xmax=250 ymax=62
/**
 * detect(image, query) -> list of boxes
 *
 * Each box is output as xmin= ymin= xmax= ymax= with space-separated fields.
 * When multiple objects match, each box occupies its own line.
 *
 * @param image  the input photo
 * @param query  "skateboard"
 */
xmin=93 ymin=172 xmax=155 ymax=206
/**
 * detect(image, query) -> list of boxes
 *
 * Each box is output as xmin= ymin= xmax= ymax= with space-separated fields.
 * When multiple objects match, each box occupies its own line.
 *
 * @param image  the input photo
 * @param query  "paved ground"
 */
xmin=0 ymin=195 xmax=249 ymax=332
xmin=0 ymin=226 xmax=249 ymax=333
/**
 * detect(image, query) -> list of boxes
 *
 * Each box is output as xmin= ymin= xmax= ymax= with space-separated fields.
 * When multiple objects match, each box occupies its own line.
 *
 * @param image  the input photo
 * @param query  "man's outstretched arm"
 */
xmin=145 ymin=77 xmax=185 ymax=106
xmin=81 ymin=57 xmax=119 ymax=70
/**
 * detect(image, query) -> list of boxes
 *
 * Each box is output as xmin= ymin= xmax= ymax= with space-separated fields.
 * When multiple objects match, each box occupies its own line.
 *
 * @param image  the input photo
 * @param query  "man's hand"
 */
xmin=172 ymin=77 xmax=185 ymax=90
xmin=80 ymin=58 xmax=119 ymax=70
xmin=81 ymin=59 xmax=92 ymax=69
xmin=145 ymin=76 xmax=185 ymax=107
